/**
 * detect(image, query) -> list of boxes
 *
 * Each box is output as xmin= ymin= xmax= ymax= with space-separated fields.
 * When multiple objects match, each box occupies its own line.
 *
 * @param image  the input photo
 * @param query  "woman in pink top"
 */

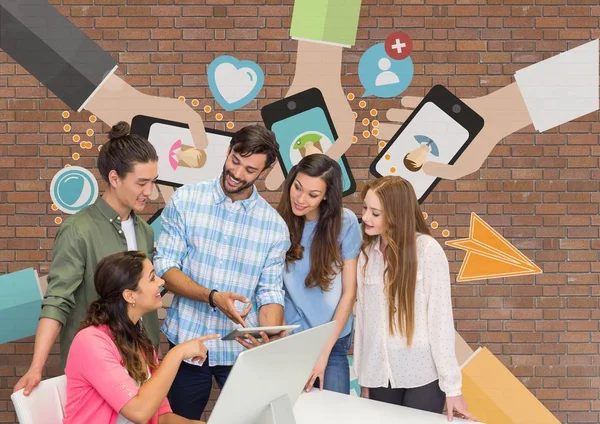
xmin=63 ymin=251 xmax=219 ymax=424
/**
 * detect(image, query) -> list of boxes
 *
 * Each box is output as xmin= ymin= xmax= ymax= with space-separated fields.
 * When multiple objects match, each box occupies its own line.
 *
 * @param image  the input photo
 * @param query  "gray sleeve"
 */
xmin=0 ymin=0 xmax=117 ymax=111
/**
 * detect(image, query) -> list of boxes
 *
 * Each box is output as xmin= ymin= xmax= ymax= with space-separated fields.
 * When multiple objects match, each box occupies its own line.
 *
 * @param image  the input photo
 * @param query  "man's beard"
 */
xmin=221 ymin=167 xmax=255 ymax=194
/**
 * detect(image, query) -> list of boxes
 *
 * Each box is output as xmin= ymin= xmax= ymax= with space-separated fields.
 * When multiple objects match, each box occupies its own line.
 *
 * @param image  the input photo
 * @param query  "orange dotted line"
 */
xmin=422 ymin=212 xmax=450 ymax=238
xmin=186 ymin=98 xmax=234 ymax=130
xmin=347 ymin=93 xmax=381 ymax=142
xmin=62 ymin=112 xmax=99 ymax=167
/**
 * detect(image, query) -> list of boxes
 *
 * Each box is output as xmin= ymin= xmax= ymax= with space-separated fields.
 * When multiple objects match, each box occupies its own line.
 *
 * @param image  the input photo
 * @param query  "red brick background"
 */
xmin=1 ymin=1 xmax=599 ymax=423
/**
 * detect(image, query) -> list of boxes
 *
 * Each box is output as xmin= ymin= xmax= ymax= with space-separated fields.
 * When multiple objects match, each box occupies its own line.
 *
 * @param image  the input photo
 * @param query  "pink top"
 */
xmin=63 ymin=325 xmax=172 ymax=424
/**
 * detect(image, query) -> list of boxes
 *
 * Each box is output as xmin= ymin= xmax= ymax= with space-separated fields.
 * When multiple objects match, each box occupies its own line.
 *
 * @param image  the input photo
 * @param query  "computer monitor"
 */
xmin=207 ymin=321 xmax=337 ymax=424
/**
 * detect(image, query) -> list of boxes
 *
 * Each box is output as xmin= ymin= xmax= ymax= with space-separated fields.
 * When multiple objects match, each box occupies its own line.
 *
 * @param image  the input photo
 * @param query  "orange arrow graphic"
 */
xmin=446 ymin=213 xmax=542 ymax=282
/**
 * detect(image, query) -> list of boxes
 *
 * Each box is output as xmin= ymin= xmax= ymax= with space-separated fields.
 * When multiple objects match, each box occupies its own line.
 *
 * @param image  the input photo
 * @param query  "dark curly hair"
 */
xmin=79 ymin=251 xmax=156 ymax=384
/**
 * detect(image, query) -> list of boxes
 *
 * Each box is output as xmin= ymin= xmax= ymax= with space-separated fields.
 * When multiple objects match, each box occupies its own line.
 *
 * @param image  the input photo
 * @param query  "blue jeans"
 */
xmin=167 ymin=346 xmax=232 ymax=420
xmin=313 ymin=331 xmax=352 ymax=394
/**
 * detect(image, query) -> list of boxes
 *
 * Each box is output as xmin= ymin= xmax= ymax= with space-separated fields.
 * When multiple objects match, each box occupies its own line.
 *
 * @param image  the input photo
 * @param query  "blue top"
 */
xmin=283 ymin=208 xmax=362 ymax=338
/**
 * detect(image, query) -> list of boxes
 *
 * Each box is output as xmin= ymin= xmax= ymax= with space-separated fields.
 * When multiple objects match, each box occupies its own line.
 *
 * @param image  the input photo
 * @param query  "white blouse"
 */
xmin=353 ymin=234 xmax=462 ymax=396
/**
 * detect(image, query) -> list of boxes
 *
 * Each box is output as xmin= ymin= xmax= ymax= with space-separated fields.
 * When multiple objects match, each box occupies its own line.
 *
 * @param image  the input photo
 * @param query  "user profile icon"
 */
xmin=358 ymin=43 xmax=413 ymax=98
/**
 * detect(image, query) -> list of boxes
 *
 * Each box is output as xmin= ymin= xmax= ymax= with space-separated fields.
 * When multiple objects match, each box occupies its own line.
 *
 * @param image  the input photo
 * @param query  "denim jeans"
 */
xmin=313 ymin=331 xmax=352 ymax=394
xmin=167 ymin=345 xmax=232 ymax=420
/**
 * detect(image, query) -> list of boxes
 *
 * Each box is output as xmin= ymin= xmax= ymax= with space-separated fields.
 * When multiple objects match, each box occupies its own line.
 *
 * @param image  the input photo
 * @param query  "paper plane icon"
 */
xmin=446 ymin=213 xmax=542 ymax=282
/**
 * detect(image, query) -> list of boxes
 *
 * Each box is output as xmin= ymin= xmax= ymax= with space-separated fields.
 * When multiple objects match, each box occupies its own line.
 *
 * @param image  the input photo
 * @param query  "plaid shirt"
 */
xmin=154 ymin=176 xmax=290 ymax=366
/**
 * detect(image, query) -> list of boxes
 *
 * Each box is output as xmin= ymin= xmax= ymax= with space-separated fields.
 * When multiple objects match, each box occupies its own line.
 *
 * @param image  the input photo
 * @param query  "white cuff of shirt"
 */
xmin=291 ymin=36 xmax=350 ymax=49
xmin=78 ymin=64 xmax=119 ymax=112
xmin=514 ymin=39 xmax=599 ymax=133
xmin=445 ymin=388 xmax=462 ymax=397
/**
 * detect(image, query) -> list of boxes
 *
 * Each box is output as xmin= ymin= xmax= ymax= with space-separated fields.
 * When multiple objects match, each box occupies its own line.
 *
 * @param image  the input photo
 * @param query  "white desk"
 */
xmin=295 ymin=389 xmax=474 ymax=424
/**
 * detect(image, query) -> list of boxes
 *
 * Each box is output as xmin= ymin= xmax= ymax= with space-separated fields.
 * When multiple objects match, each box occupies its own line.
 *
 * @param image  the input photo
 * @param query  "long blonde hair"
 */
xmin=360 ymin=176 xmax=431 ymax=346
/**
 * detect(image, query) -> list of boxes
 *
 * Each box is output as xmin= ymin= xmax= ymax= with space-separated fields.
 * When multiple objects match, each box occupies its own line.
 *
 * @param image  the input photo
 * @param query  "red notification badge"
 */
xmin=384 ymin=31 xmax=413 ymax=61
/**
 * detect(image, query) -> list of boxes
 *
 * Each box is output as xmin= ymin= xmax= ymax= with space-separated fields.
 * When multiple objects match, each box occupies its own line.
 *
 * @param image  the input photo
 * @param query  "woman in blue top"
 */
xmin=277 ymin=154 xmax=362 ymax=394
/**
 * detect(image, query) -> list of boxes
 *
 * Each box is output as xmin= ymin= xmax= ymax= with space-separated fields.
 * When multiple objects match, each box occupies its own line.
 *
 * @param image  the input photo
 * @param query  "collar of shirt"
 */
xmin=369 ymin=234 xmax=425 ymax=255
xmin=371 ymin=236 xmax=384 ymax=255
xmin=93 ymin=196 xmax=137 ymax=226
xmin=212 ymin=174 xmax=258 ymax=212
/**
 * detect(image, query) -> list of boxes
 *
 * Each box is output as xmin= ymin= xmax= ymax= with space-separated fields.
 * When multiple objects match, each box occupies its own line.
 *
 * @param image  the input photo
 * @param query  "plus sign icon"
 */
xmin=385 ymin=31 xmax=413 ymax=61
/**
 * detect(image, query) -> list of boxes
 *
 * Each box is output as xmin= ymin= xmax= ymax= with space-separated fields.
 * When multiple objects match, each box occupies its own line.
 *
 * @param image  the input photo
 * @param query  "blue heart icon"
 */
xmin=208 ymin=55 xmax=264 ymax=111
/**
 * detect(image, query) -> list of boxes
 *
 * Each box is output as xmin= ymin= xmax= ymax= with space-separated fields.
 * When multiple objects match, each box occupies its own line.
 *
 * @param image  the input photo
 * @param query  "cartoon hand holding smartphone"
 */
xmin=131 ymin=116 xmax=235 ymax=191
xmin=370 ymin=85 xmax=484 ymax=203
xmin=261 ymin=88 xmax=356 ymax=197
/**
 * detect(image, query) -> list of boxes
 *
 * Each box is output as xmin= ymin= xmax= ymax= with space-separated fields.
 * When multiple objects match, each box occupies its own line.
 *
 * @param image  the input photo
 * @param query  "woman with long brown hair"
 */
xmin=354 ymin=176 xmax=474 ymax=421
xmin=62 ymin=250 xmax=218 ymax=424
xmin=277 ymin=154 xmax=361 ymax=394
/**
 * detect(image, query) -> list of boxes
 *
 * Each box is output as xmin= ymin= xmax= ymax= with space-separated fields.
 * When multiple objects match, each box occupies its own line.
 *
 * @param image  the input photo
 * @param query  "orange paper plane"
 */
xmin=446 ymin=213 xmax=542 ymax=282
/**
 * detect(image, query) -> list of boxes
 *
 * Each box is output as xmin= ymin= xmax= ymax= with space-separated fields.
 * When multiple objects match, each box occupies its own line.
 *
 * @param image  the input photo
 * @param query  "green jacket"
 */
xmin=40 ymin=197 xmax=161 ymax=370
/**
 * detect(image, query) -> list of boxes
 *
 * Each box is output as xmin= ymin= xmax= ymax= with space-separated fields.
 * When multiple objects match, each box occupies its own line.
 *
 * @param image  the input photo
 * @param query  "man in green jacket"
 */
xmin=13 ymin=121 xmax=161 ymax=396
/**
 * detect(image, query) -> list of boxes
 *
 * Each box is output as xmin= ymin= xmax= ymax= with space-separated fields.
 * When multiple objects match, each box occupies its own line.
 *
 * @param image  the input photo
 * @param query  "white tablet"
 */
xmin=221 ymin=325 xmax=300 ymax=341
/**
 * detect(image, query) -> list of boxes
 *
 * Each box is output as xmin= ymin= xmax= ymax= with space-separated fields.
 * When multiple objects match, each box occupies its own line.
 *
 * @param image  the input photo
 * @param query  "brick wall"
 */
xmin=1 ymin=1 xmax=599 ymax=423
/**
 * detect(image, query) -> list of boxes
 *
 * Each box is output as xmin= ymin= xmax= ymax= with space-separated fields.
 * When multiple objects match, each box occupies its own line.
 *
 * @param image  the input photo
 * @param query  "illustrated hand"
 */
xmin=213 ymin=292 xmax=252 ymax=327
xmin=86 ymin=73 xmax=208 ymax=150
xmin=149 ymin=183 xmax=175 ymax=205
xmin=304 ymin=353 xmax=328 ymax=392
xmin=13 ymin=367 xmax=42 ymax=396
xmin=375 ymin=83 xmax=532 ymax=180
xmin=445 ymin=395 xmax=477 ymax=422
xmin=235 ymin=330 xmax=288 ymax=350
xmin=86 ymin=74 xmax=209 ymax=205
xmin=265 ymin=41 xmax=355 ymax=190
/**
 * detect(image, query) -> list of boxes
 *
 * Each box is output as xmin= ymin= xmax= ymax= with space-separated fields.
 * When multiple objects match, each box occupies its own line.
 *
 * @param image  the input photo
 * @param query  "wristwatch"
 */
xmin=209 ymin=289 xmax=218 ymax=310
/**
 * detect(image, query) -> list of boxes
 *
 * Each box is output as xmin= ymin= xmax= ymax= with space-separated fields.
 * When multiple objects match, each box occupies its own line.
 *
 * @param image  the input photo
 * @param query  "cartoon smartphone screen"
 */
xmin=370 ymin=85 xmax=484 ymax=203
xmin=261 ymin=88 xmax=356 ymax=197
xmin=131 ymin=115 xmax=234 ymax=188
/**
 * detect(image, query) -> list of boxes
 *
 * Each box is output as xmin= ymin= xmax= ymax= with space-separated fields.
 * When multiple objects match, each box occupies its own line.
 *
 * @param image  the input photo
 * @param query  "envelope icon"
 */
xmin=446 ymin=213 xmax=542 ymax=282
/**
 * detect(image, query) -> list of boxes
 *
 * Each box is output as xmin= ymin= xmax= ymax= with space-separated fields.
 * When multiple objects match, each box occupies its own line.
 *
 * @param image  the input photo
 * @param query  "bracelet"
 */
xmin=208 ymin=289 xmax=218 ymax=309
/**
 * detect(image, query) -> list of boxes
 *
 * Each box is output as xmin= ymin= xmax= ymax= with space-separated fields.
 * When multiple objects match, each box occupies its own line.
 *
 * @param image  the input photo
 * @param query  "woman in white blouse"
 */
xmin=353 ymin=176 xmax=475 ymax=421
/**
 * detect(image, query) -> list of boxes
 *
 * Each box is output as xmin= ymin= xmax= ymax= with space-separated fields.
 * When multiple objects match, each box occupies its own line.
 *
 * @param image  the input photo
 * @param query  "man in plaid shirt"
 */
xmin=154 ymin=125 xmax=291 ymax=420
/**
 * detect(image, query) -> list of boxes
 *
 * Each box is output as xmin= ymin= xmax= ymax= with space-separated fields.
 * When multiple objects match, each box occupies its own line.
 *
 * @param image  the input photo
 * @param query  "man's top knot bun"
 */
xmin=108 ymin=121 xmax=130 ymax=139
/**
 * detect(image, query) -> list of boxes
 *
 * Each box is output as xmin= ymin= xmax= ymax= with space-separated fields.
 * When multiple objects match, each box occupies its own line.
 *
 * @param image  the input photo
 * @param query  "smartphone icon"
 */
xmin=370 ymin=85 xmax=484 ymax=203
xmin=130 ymin=115 xmax=235 ymax=188
xmin=261 ymin=88 xmax=356 ymax=197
